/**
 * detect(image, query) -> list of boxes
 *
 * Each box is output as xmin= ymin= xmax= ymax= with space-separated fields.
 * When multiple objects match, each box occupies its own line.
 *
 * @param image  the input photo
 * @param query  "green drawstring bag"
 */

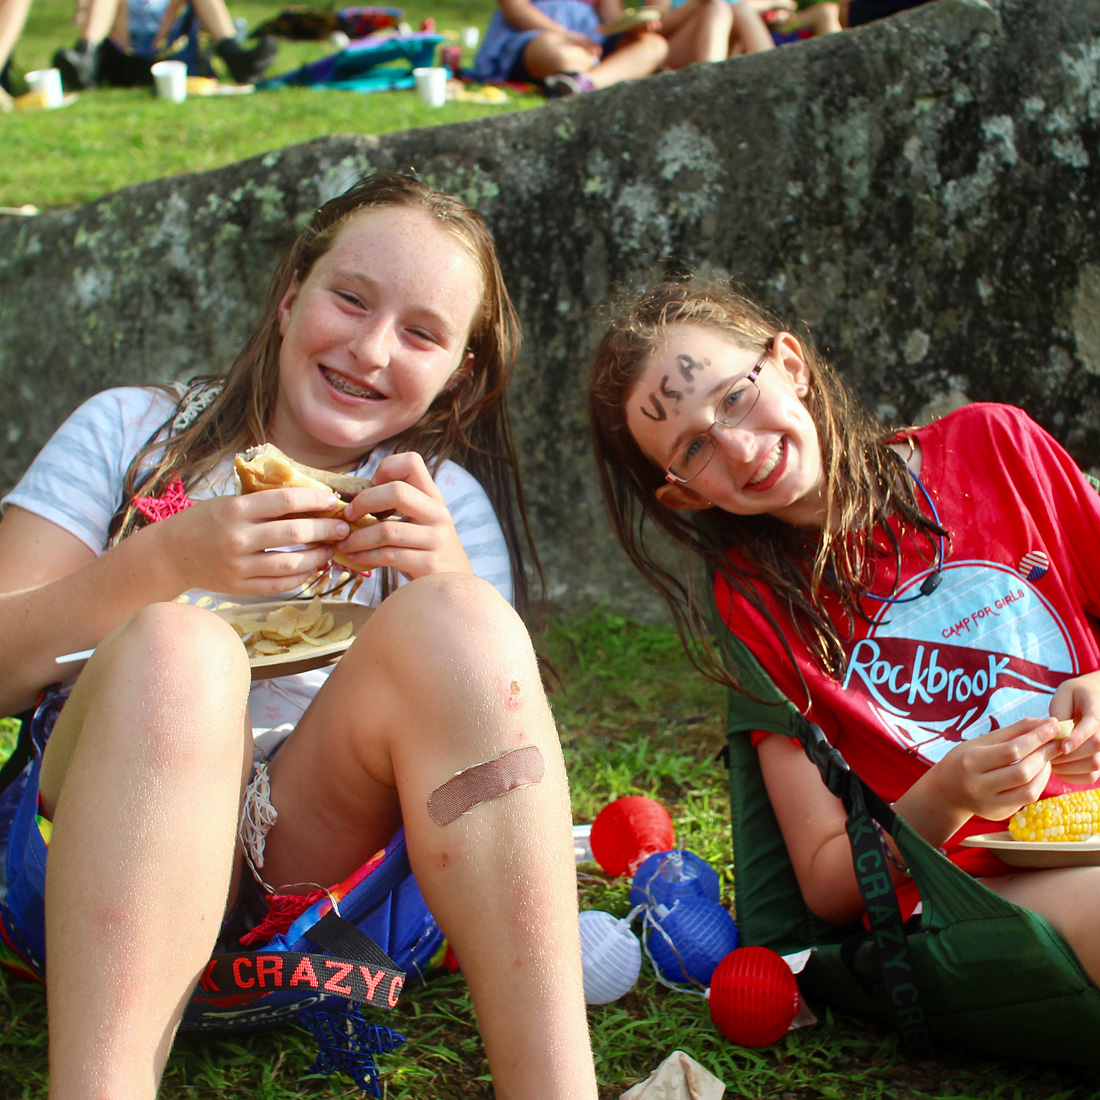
xmin=720 ymin=626 xmax=1100 ymax=1067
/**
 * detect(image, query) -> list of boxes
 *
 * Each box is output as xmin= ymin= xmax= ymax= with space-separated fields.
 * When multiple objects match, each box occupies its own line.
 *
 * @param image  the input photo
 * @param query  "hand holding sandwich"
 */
xmin=337 ymin=451 xmax=473 ymax=581
xmin=233 ymin=443 xmax=472 ymax=582
xmin=155 ymin=489 xmax=352 ymax=595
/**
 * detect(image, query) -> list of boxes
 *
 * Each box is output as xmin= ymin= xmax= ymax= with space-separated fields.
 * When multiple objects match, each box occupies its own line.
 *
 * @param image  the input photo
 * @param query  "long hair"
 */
xmin=112 ymin=171 xmax=539 ymax=615
xmin=588 ymin=278 xmax=946 ymax=693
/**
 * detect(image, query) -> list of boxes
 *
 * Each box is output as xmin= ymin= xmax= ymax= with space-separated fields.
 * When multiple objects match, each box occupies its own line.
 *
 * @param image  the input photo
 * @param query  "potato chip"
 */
xmin=327 ymin=621 xmax=353 ymax=643
xmin=223 ymin=597 xmax=354 ymax=659
xmin=228 ymin=617 xmax=264 ymax=637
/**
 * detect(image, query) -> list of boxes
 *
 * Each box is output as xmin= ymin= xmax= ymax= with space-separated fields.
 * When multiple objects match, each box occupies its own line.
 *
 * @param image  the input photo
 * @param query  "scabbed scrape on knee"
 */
xmin=428 ymin=745 xmax=545 ymax=825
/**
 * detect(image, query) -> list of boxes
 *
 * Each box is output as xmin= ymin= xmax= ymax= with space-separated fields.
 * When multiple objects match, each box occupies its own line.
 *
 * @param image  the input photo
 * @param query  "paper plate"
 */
xmin=598 ymin=6 xmax=661 ymax=34
xmin=960 ymin=831 xmax=1100 ymax=868
xmin=212 ymin=599 xmax=373 ymax=679
xmin=186 ymin=76 xmax=255 ymax=95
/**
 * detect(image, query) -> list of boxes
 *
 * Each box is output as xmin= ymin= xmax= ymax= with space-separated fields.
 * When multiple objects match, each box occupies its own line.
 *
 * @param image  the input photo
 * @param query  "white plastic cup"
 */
xmin=151 ymin=59 xmax=188 ymax=103
xmin=461 ymin=25 xmax=480 ymax=49
xmin=412 ymin=66 xmax=448 ymax=108
xmin=573 ymin=823 xmax=593 ymax=863
xmin=25 ymin=68 xmax=64 ymax=109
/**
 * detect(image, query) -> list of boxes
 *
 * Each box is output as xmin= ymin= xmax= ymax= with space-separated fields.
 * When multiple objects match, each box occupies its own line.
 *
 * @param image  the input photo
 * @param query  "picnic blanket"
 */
xmin=260 ymin=31 xmax=442 ymax=92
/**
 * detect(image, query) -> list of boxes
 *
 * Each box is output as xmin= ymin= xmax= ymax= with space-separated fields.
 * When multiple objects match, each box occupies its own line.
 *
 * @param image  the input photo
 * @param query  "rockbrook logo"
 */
xmin=842 ymin=561 xmax=1075 ymax=763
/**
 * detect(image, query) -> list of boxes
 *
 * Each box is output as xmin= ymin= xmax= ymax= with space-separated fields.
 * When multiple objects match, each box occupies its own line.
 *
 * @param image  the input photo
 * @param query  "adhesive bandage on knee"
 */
xmin=427 ymin=745 xmax=545 ymax=825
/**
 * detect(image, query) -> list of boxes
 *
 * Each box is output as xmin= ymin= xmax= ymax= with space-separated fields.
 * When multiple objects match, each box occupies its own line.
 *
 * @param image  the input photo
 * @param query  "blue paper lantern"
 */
xmin=629 ymin=849 xmax=721 ymax=911
xmin=578 ymin=909 xmax=643 ymax=1004
xmin=645 ymin=898 xmax=739 ymax=988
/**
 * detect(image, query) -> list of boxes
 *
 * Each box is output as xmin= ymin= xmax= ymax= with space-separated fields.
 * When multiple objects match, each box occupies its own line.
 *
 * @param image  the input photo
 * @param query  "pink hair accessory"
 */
xmin=133 ymin=477 xmax=194 ymax=523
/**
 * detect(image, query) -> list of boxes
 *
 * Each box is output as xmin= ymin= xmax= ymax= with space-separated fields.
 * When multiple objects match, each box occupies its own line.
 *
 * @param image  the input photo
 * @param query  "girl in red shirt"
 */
xmin=588 ymin=276 xmax=1100 ymax=987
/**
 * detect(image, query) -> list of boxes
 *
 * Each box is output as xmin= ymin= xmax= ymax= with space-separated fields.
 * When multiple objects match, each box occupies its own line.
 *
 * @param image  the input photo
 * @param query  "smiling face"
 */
xmin=269 ymin=205 xmax=483 ymax=470
xmin=625 ymin=323 xmax=827 ymax=528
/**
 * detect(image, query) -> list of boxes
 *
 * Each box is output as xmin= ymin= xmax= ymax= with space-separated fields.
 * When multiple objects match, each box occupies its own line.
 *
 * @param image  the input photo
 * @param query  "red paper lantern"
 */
xmin=708 ymin=946 xmax=798 ymax=1047
xmin=589 ymin=796 xmax=675 ymax=877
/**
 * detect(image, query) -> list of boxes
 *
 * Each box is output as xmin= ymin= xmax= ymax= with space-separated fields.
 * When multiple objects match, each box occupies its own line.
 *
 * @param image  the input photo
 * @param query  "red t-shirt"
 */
xmin=716 ymin=403 xmax=1100 ymax=889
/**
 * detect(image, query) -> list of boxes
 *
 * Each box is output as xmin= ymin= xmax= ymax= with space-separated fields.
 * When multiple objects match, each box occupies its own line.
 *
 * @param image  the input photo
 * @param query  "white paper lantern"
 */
xmin=579 ymin=909 xmax=642 ymax=1004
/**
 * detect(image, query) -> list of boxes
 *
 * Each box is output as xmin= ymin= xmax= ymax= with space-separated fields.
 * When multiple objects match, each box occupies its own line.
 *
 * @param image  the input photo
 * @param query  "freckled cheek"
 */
xmin=400 ymin=364 xmax=459 ymax=410
xmin=284 ymin=321 xmax=332 ymax=366
xmin=290 ymin=296 xmax=354 ymax=349
xmin=312 ymin=315 xmax=358 ymax=350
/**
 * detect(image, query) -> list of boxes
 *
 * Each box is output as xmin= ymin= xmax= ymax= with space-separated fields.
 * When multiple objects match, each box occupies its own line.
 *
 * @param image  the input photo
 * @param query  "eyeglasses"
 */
xmin=664 ymin=344 xmax=771 ymax=485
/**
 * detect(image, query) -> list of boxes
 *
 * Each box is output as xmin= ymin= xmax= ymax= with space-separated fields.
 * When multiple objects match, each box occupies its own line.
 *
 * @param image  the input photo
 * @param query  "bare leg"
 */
xmin=984 ymin=867 xmax=1100 ymax=985
xmin=0 ymin=0 xmax=32 ymax=108
xmin=187 ymin=0 xmax=235 ymax=42
xmin=79 ymin=0 xmax=121 ymax=46
xmin=729 ymin=0 xmax=775 ymax=53
xmin=264 ymin=574 xmax=597 ymax=1100
xmin=187 ymin=0 xmax=277 ymax=84
xmin=40 ymin=604 xmax=252 ymax=1100
xmin=797 ymin=2 xmax=842 ymax=34
xmin=523 ymin=29 xmax=666 ymax=87
xmin=519 ymin=31 xmax=600 ymax=80
xmin=0 ymin=0 xmax=33 ymax=74
xmin=659 ymin=0 xmax=735 ymax=67
xmin=588 ymin=31 xmax=667 ymax=88
xmin=51 ymin=0 xmax=120 ymax=89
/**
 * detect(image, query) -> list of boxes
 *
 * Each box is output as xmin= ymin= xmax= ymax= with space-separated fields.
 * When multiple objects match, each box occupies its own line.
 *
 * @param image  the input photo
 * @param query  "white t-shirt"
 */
xmin=3 ymin=387 xmax=514 ymax=736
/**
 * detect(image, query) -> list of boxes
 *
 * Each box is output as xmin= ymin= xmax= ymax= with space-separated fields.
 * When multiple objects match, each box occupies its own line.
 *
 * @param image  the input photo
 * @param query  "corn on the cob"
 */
xmin=1009 ymin=789 xmax=1100 ymax=842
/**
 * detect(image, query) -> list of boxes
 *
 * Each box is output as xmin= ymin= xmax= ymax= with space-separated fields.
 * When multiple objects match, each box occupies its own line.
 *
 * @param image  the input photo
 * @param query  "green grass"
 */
xmin=1 ymin=611 xmax=1098 ymax=1098
xmin=1 ymin=0 xmax=540 ymax=210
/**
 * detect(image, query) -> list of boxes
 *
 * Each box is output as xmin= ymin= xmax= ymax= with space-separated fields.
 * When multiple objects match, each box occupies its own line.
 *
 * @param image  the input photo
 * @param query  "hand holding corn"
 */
xmin=1004 ymin=666 xmax=1100 ymax=841
xmin=1048 ymin=671 xmax=1100 ymax=787
xmin=924 ymin=716 xmax=1070 ymax=832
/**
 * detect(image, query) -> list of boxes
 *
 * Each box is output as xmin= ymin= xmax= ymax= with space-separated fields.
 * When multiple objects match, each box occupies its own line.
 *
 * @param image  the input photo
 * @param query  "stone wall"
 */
xmin=2 ymin=0 xmax=1099 ymax=616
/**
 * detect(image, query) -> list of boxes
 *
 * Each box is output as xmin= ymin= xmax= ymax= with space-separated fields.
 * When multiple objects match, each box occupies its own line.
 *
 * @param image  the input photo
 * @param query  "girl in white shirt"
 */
xmin=0 ymin=172 xmax=596 ymax=1100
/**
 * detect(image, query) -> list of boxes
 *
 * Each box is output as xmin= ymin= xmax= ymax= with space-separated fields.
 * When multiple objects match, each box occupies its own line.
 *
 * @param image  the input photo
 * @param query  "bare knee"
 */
xmin=632 ymin=31 xmax=669 ymax=69
xmin=732 ymin=3 xmax=775 ymax=49
xmin=700 ymin=0 xmax=734 ymax=29
xmin=65 ymin=603 xmax=250 ymax=773
xmin=375 ymin=574 xmax=529 ymax=661
xmin=363 ymin=575 xmax=542 ymax=723
xmin=523 ymin=34 xmax=597 ymax=78
xmin=108 ymin=600 xmax=247 ymax=687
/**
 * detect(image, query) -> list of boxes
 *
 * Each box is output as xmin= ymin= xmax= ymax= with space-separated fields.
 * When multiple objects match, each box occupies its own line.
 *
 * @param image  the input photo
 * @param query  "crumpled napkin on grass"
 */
xmin=619 ymin=1050 xmax=725 ymax=1100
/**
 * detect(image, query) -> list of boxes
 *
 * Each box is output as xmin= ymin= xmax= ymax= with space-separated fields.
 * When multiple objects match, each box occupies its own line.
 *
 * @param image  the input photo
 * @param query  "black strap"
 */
xmin=797 ymin=716 xmax=935 ymax=1058
xmin=197 ymin=913 xmax=407 ymax=1011
xmin=306 ymin=910 xmax=403 ymax=972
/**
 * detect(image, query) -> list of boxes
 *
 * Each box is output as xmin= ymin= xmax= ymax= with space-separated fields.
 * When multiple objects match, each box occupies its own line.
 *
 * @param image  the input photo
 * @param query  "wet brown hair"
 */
xmin=588 ymin=278 xmax=945 ymax=692
xmin=113 ymin=171 xmax=539 ymax=614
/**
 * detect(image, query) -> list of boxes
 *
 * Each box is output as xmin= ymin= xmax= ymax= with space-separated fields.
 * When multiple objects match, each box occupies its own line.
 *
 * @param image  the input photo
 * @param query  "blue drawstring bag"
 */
xmin=0 ymin=693 xmax=445 ymax=1097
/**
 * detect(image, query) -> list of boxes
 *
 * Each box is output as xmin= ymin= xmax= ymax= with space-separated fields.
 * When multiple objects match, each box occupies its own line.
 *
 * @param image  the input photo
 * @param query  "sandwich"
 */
xmin=235 ymin=443 xmax=379 ymax=569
